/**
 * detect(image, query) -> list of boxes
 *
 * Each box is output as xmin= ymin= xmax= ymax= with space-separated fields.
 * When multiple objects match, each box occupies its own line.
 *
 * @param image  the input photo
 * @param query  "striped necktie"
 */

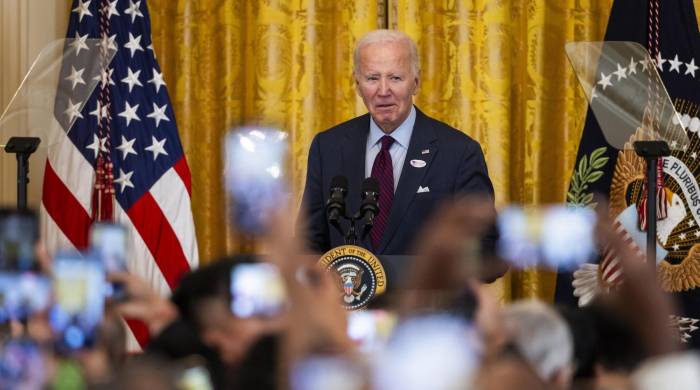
xmin=370 ymin=135 xmax=395 ymax=250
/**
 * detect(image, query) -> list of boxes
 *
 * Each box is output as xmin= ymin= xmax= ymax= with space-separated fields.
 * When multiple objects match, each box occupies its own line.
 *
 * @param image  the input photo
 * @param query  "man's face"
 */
xmin=355 ymin=40 xmax=419 ymax=133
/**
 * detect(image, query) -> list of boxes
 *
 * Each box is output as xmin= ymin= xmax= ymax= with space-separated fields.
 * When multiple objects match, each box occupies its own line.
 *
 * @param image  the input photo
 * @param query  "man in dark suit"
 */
xmin=300 ymin=29 xmax=494 ymax=256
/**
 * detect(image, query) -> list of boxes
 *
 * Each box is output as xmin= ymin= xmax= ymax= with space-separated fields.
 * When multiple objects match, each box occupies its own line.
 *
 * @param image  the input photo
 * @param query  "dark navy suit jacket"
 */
xmin=300 ymin=107 xmax=494 ymax=255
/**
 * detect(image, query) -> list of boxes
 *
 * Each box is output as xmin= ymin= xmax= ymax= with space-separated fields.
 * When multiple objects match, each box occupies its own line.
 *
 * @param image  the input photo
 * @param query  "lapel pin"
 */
xmin=421 ymin=149 xmax=430 ymax=155
xmin=410 ymin=159 xmax=427 ymax=168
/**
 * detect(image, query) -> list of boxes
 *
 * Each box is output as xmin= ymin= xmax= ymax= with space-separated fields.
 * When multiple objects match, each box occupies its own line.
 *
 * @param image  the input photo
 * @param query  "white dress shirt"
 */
xmin=365 ymin=105 xmax=416 ymax=192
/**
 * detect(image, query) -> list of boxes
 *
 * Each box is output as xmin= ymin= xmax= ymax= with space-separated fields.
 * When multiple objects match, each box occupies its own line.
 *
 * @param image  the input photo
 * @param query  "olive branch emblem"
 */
xmin=567 ymin=146 xmax=609 ymax=207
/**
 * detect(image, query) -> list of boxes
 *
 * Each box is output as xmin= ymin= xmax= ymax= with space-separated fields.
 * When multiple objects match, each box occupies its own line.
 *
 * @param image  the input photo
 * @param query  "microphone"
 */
xmin=326 ymin=175 xmax=348 ymax=225
xmin=359 ymin=177 xmax=380 ymax=226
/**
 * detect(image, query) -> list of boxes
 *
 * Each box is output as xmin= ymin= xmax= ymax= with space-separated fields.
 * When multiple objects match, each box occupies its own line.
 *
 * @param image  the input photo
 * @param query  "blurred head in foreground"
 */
xmin=502 ymin=300 xmax=574 ymax=389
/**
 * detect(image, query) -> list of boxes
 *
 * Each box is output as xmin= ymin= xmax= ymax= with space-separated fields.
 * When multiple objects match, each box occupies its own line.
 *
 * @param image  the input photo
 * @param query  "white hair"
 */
xmin=632 ymin=352 xmax=700 ymax=390
xmin=353 ymin=29 xmax=420 ymax=77
xmin=502 ymin=300 xmax=574 ymax=382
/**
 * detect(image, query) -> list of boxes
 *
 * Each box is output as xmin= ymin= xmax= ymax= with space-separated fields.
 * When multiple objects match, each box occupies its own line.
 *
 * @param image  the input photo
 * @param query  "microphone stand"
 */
xmin=327 ymin=179 xmax=378 ymax=247
xmin=3 ymin=137 xmax=41 ymax=210
xmin=633 ymin=140 xmax=670 ymax=267
xmin=359 ymin=211 xmax=373 ymax=242
xmin=346 ymin=214 xmax=359 ymax=245
xmin=330 ymin=206 xmax=374 ymax=246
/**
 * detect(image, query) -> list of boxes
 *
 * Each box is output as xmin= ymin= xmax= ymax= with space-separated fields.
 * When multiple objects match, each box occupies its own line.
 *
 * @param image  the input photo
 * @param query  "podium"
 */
xmin=375 ymin=255 xmax=414 ymax=290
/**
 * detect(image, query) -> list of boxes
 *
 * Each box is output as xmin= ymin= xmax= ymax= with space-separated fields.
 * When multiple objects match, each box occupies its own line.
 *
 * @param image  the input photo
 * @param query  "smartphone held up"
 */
xmin=89 ymin=222 xmax=129 ymax=301
xmin=224 ymin=127 xmax=289 ymax=235
xmin=0 ymin=209 xmax=49 ymax=322
xmin=49 ymin=250 xmax=106 ymax=352
xmin=495 ymin=204 xmax=598 ymax=271
xmin=230 ymin=263 xmax=286 ymax=318
xmin=0 ymin=208 xmax=38 ymax=272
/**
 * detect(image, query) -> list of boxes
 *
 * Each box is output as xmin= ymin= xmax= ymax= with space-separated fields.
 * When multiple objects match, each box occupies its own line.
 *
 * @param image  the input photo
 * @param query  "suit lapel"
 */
xmin=342 ymin=114 xmax=370 ymax=246
xmin=377 ymin=109 xmax=437 ymax=253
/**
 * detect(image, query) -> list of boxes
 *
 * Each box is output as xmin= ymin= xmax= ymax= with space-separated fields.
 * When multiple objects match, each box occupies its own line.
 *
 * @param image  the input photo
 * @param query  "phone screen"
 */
xmin=373 ymin=315 xmax=480 ymax=390
xmin=496 ymin=205 xmax=597 ymax=270
xmin=290 ymin=357 xmax=364 ymax=390
xmin=224 ymin=128 xmax=289 ymax=234
xmin=347 ymin=310 xmax=397 ymax=354
xmin=0 ymin=272 xmax=50 ymax=322
xmin=178 ymin=365 xmax=214 ymax=390
xmin=230 ymin=263 xmax=286 ymax=318
xmin=0 ymin=339 xmax=45 ymax=389
xmin=89 ymin=222 xmax=128 ymax=300
xmin=0 ymin=209 xmax=38 ymax=272
xmin=49 ymin=251 xmax=105 ymax=351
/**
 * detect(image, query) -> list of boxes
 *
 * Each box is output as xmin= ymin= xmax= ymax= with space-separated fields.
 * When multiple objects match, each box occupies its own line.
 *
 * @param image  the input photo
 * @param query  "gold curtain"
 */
xmin=148 ymin=1 xmax=700 ymax=301
xmin=389 ymin=0 xmax=612 ymax=300
xmin=148 ymin=0 xmax=383 ymax=260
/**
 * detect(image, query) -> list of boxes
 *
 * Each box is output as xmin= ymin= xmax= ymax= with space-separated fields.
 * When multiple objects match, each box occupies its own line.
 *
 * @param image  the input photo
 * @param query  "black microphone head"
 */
xmin=360 ymin=178 xmax=379 ymax=228
xmin=331 ymin=175 xmax=348 ymax=191
xmin=361 ymin=177 xmax=379 ymax=196
xmin=327 ymin=175 xmax=348 ymax=224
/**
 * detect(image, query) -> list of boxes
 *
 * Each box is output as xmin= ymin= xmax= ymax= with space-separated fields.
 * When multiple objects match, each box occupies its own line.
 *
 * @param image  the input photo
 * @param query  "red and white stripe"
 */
xmin=41 ymin=125 xmax=198 ymax=351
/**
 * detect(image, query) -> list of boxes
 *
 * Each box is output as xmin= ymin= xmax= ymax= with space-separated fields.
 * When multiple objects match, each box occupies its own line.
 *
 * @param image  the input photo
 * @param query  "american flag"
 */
xmin=43 ymin=0 xmax=198 ymax=349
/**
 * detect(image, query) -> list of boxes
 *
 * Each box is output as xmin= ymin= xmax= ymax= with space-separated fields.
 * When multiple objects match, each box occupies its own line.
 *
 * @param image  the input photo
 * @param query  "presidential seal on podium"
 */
xmin=318 ymin=245 xmax=387 ymax=310
xmin=320 ymin=176 xmax=388 ymax=309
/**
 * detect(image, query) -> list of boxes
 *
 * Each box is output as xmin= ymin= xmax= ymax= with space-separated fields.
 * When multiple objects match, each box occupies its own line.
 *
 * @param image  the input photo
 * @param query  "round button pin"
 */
xmin=410 ymin=159 xmax=426 ymax=168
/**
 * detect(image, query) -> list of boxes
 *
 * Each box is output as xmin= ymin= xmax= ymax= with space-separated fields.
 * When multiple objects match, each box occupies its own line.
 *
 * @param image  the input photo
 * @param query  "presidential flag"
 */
xmin=43 ymin=0 xmax=198 ymax=348
xmin=557 ymin=0 xmax=700 ymax=348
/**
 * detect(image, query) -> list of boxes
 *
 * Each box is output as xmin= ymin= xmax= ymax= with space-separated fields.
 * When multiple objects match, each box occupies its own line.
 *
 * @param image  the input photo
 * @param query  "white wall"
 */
xmin=0 ymin=0 xmax=69 ymax=208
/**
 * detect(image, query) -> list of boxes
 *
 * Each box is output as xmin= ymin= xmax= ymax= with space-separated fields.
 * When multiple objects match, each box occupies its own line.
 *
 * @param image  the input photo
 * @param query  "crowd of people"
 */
xmin=1 ymin=198 xmax=700 ymax=389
